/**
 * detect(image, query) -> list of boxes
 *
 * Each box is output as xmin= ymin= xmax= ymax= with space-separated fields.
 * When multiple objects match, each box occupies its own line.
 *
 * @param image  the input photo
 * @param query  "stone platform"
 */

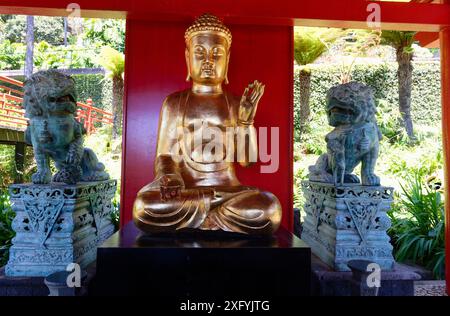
xmin=310 ymin=255 xmax=421 ymax=296
xmin=0 ymin=262 xmax=96 ymax=296
xmin=90 ymin=222 xmax=311 ymax=296
xmin=6 ymin=180 xmax=117 ymax=277
xmin=0 ymin=266 xmax=48 ymax=296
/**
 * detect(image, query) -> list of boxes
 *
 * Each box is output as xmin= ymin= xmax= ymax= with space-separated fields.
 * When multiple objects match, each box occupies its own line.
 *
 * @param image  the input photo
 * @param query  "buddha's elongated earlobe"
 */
xmin=185 ymin=48 xmax=191 ymax=81
xmin=224 ymin=52 xmax=230 ymax=84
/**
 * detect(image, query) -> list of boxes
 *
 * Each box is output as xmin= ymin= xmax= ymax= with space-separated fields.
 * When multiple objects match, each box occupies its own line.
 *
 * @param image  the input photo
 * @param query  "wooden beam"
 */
xmin=0 ymin=128 xmax=25 ymax=143
xmin=416 ymin=31 xmax=440 ymax=47
xmin=0 ymin=0 xmax=449 ymax=31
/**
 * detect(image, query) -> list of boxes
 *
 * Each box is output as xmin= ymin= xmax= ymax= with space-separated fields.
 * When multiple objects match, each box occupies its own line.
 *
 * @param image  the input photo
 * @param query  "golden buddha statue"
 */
xmin=133 ymin=13 xmax=282 ymax=235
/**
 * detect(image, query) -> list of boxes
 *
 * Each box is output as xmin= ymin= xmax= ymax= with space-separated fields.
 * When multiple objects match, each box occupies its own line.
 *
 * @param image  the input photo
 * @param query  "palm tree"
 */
xmin=381 ymin=31 xmax=417 ymax=141
xmin=294 ymin=28 xmax=340 ymax=134
xmin=98 ymin=46 xmax=125 ymax=140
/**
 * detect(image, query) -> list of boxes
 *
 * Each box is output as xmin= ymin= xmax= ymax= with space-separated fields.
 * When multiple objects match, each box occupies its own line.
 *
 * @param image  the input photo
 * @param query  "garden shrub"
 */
xmin=72 ymin=74 xmax=113 ymax=111
xmin=0 ymin=188 xmax=14 ymax=267
xmin=387 ymin=172 xmax=445 ymax=279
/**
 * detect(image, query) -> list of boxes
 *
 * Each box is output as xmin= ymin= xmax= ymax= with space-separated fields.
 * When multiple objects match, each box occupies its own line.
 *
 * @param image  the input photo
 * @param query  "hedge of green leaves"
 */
xmin=294 ymin=61 xmax=441 ymax=136
xmin=72 ymin=74 xmax=113 ymax=111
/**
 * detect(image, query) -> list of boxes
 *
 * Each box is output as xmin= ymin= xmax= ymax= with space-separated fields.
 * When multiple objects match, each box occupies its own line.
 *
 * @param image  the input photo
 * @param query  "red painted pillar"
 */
xmin=440 ymin=22 xmax=450 ymax=294
xmin=440 ymin=0 xmax=450 ymax=295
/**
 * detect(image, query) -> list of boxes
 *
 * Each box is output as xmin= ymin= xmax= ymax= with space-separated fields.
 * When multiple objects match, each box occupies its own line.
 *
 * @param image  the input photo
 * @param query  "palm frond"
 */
xmin=381 ymin=30 xmax=417 ymax=53
xmin=294 ymin=27 xmax=341 ymax=66
xmin=97 ymin=46 xmax=125 ymax=79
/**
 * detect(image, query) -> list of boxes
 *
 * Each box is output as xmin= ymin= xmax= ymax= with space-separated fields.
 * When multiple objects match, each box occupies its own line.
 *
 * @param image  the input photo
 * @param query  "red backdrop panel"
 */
xmin=121 ymin=19 xmax=294 ymax=231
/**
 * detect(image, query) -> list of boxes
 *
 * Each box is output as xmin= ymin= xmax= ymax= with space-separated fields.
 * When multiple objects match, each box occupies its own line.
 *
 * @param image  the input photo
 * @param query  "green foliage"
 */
xmin=387 ymin=173 xmax=445 ymax=279
xmin=111 ymin=196 xmax=120 ymax=232
xmin=98 ymin=46 xmax=125 ymax=79
xmin=0 ymin=16 xmax=125 ymax=71
xmin=0 ymin=40 xmax=99 ymax=70
xmin=84 ymin=125 xmax=122 ymax=199
xmin=0 ymin=188 xmax=15 ymax=267
xmin=83 ymin=19 xmax=126 ymax=53
xmin=381 ymin=30 xmax=417 ymax=52
xmin=293 ymin=167 xmax=308 ymax=209
xmin=339 ymin=30 xmax=381 ymax=56
xmin=333 ymin=30 xmax=382 ymax=83
xmin=0 ymin=40 xmax=25 ymax=70
xmin=297 ymin=118 xmax=330 ymax=155
xmin=0 ymin=145 xmax=35 ymax=187
xmin=376 ymin=99 xmax=409 ymax=145
xmin=294 ymin=27 xmax=341 ymax=66
xmin=385 ymin=147 xmax=443 ymax=181
xmin=294 ymin=31 xmax=327 ymax=66
xmin=2 ymin=15 xmax=65 ymax=45
xmin=72 ymin=74 xmax=113 ymax=111
xmin=34 ymin=41 xmax=98 ymax=69
xmin=294 ymin=62 xmax=441 ymax=135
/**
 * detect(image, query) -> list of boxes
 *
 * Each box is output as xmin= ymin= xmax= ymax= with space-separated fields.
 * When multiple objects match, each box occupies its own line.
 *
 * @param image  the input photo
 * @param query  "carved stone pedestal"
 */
xmin=5 ymin=180 xmax=117 ymax=277
xmin=301 ymin=181 xmax=395 ymax=271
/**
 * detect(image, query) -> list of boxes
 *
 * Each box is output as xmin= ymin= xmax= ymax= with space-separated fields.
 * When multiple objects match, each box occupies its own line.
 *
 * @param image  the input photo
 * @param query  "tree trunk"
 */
xmin=24 ymin=16 xmax=34 ymax=79
xmin=112 ymin=75 xmax=124 ymax=140
xmin=64 ymin=17 xmax=68 ymax=46
xmin=396 ymin=47 xmax=415 ymax=141
xmin=299 ymin=69 xmax=312 ymax=134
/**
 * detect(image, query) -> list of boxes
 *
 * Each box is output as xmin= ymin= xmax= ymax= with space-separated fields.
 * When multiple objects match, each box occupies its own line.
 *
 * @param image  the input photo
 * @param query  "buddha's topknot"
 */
xmin=185 ymin=13 xmax=232 ymax=46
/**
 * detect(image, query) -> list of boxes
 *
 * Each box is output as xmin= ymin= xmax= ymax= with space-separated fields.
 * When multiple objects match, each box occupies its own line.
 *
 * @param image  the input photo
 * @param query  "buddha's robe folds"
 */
xmin=133 ymin=89 xmax=281 ymax=235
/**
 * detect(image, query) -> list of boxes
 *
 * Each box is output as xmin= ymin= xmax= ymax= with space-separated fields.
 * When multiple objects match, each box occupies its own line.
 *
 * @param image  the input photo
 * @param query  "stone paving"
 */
xmin=414 ymin=281 xmax=447 ymax=296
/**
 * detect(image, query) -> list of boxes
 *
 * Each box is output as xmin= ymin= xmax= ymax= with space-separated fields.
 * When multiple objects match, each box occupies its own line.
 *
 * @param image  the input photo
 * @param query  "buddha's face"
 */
xmin=186 ymin=33 xmax=230 ymax=85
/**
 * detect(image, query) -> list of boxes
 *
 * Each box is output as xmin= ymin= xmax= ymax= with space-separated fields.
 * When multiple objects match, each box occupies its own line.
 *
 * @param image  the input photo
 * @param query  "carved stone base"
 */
xmin=301 ymin=181 xmax=395 ymax=271
xmin=5 ymin=180 xmax=117 ymax=277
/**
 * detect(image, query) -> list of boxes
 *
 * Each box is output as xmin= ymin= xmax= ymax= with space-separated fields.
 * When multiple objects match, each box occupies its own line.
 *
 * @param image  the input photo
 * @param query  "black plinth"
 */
xmin=90 ymin=222 xmax=311 ymax=296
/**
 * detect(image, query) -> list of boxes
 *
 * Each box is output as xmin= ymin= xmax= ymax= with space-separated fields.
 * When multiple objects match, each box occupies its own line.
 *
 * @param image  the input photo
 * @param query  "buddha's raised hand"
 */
xmin=238 ymin=80 xmax=265 ymax=125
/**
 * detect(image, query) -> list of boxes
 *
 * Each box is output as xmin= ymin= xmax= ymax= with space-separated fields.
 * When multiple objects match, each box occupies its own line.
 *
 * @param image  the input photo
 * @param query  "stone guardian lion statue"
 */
xmin=23 ymin=70 xmax=109 ymax=185
xmin=308 ymin=82 xmax=382 ymax=186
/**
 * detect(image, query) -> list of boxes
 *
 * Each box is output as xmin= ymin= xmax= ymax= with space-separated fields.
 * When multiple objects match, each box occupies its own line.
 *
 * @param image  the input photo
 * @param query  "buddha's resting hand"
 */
xmin=238 ymin=80 xmax=265 ymax=125
xmin=159 ymin=173 xmax=184 ymax=201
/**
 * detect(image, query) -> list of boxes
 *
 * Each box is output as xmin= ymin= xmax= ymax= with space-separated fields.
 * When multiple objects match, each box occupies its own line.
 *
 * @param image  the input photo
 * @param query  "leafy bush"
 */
xmin=376 ymin=99 xmax=409 ymax=145
xmin=34 ymin=41 xmax=99 ymax=69
xmin=111 ymin=196 xmax=120 ymax=232
xmin=84 ymin=125 xmax=121 ymax=194
xmin=384 ymin=145 xmax=443 ymax=180
xmin=2 ymin=15 xmax=65 ymax=45
xmin=0 ymin=40 xmax=100 ymax=71
xmin=293 ymin=166 xmax=308 ymax=209
xmin=83 ymin=19 xmax=126 ymax=53
xmin=0 ymin=40 xmax=25 ymax=70
xmin=0 ymin=188 xmax=15 ymax=267
xmin=387 ymin=173 xmax=445 ymax=279
xmin=0 ymin=145 xmax=36 ymax=187
xmin=72 ymin=74 xmax=113 ymax=111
